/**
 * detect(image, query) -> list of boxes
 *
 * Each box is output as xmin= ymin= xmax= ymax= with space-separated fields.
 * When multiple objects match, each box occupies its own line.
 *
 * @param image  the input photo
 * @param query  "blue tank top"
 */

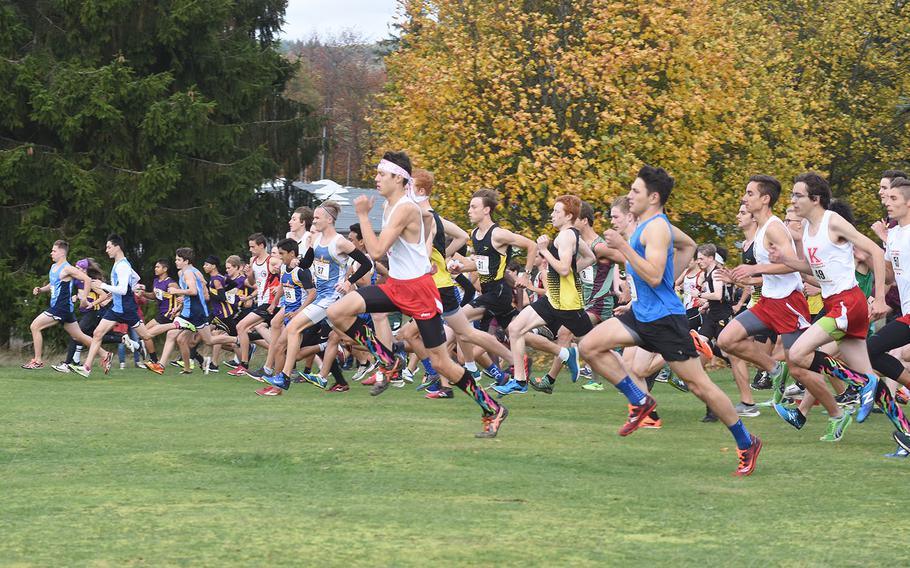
xmin=49 ymin=261 xmax=72 ymax=312
xmin=112 ymin=258 xmax=138 ymax=314
xmin=312 ymin=235 xmax=347 ymax=302
xmin=628 ymin=213 xmax=685 ymax=322
xmin=180 ymin=268 xmax=209 ymax=319
xmin=280 ymin=266 xmax=306 ymax=313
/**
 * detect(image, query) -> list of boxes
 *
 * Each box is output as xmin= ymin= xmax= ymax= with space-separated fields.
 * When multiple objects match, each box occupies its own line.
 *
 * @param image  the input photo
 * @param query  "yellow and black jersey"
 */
xmin=471 ymin=224 xmax=511 ymax=290
xmin=546 ymin=228 xmax=584 ymax=311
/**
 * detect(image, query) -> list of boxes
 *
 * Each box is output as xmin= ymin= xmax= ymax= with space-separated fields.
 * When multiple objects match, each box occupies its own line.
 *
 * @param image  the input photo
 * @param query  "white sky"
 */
xmin=280 ymin=0 xmax=401 ymax=42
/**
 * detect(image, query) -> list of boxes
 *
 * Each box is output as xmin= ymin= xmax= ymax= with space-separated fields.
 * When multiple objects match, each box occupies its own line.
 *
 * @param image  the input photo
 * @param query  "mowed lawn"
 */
xmin=1 ymin=363 xmax=906 ymax=567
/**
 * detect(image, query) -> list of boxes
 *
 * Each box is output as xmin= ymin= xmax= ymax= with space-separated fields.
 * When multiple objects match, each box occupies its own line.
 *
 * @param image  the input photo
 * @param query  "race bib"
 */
xmin=225 ymin=290 xmax=237 ymax=304
xmin=154 ymin=288 xmax=163 ymax=301
xmin=475 ymin=256 xmax=490 ymax=275
xmin=580 ymin=265 xmax=595 ymax=285
xmin=628 ymin=274 xmax=638 ymax=302
xmin=313 ymin=259 xmax=330 ymax=280
xmin=283 ymin=286 xmax=296 ymax=303
xmin=890 ymin=248 xmax=902 ymax=274
xmin=810 ymin=261 xmax=830 ymax=284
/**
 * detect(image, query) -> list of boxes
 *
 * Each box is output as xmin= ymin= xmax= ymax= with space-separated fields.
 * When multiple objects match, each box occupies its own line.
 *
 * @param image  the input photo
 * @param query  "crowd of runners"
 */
xmin=21 ymin=151 xmax=910 ymax=476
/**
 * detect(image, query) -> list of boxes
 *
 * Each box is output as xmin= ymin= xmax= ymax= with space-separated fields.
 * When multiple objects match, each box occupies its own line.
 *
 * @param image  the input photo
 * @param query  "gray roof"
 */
xmin=291 ymin=180 xmax=386 ymax=232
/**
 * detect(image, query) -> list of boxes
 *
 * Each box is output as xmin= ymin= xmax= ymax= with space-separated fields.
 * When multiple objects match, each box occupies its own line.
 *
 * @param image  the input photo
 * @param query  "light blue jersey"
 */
xmin=312 ymin=234 xmax=349 ymax=308
xmin=627 ymin=213 xmax=685 ymax=322
xmin=49 ymin=261 xmax=72 ymax=312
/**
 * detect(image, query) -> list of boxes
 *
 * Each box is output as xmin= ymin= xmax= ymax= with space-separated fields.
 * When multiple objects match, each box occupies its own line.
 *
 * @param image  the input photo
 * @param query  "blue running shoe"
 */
xmin=301 ymin=372 xmax=328 ymax=390
xmin=265 ymin=372 xmax=291 ymax=391
xmin=566 ymin=346 xmax=580 ymax=383
xmin=885 ymin=446 xmax=909 ymax=458
xmin=492 ymin=379 xmax=528 ymax=396
xmin=894 ymin=431 xmax=910 ymax=453
xmin=856 ymin=374 xmax=879 ymax=423
xmin=416 ymin=373 xmax=440 ymax=391
xmin=773 ymin=403 xmax=806 ymax=429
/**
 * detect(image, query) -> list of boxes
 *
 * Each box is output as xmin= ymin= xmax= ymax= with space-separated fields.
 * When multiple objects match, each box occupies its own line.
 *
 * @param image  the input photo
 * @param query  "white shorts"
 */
xmin=301 ymin=303 xmax=328 ymax=325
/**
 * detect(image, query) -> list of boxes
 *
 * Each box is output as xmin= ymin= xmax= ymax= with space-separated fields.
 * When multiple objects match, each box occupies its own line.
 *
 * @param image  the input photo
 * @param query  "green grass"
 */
xmin=1 ymin=363 xmax=906 ymax=566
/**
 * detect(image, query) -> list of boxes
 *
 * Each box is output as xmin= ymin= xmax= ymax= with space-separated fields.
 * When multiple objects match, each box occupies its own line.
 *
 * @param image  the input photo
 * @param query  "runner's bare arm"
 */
xmin=493 ymin=228 xmax=538 ymax=272
xmin=830 ymin=214 xmax=887 ymax=315
xmin=441 ymin=218 xmax=468 ymax=258
xmin=670 ymin=225 xmax=695 ymax=278
xmin=354 ymin=195 xmax=418 ymax=259
xmin=606 ymin=221 xmax=670 ymax=287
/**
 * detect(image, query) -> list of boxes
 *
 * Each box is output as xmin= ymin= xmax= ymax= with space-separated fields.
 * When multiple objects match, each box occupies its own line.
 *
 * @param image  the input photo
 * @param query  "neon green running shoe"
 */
xmin=770 ymin=361 xmax=790 ymax=405
xmin=581 ymin=379 xmax=604 ymax=391
xmin=819 ymin=411 xmax=853 ymax=442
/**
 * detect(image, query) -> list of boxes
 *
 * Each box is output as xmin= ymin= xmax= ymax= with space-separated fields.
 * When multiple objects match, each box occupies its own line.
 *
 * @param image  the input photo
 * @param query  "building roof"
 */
xmin=291 ymin=179 xmax=385 ymax=232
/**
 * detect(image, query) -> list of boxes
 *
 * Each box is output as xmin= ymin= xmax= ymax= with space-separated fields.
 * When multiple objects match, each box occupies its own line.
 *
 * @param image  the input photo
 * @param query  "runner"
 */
xmin=326 ymin=151 xmax=509 ymax=437
xmin=577 ymin=165 xmax=762 ymax=476
xmin=23 ymin=240 xmax=112 ymax=370
xmin=227 ymin=234 xmax=272 ymax=377
xmin=73 ymin=234 xmax=165 ymax=376
xmin=767 ymin=173 xmax=885 ymax=441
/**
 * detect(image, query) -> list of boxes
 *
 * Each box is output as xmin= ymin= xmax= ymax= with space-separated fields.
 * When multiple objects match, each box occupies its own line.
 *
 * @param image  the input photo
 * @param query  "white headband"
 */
xmin=377 ymin=158 xmax=426 ymax=203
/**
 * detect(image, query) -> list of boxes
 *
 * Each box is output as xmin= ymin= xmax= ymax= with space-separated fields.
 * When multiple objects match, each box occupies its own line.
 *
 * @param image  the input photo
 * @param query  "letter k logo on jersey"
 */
xmin=807 ymin=247 xmax=821 ymax=265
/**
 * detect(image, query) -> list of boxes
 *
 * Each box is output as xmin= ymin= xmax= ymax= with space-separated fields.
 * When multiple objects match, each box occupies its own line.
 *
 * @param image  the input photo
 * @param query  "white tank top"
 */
xmin=754 ymin=216 xmax=803 ymax=299
xmin=682 ymin=271 xmax=701 ymax=309
xmin=252 ymin=255 xmax=270 ymax=305
xmin=383 ymin=196 xmax=431 ymax=280
xmin=886 ymin=223 xmax=910 ymax=315
xmin=801 ymin=210 xmax=857 ymax=298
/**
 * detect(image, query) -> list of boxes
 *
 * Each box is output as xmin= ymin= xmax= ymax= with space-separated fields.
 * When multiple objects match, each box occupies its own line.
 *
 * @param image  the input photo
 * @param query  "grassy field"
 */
xmin=1 ymin=362 xmax=906 ymax=567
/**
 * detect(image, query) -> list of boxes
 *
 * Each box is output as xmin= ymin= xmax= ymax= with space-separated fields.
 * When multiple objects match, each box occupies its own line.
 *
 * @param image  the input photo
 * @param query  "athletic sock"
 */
xmin=545 ymin=373 xmax=557 ymax=385
xmin=464 ymin=361 xmax=477 ymax=372
xmin=453 ymin=369 xmax=500 ymax=416
xmin=811 ymin=351 xmax=871 ymax=388
xmin=558 ymin=347 xmax=570 ymax=361
xmin=330 ymin=360 xmax=347 ymax=386
xmin=343 ymin=319 xmax=396 ymax=368
xmin=649 ymin=410 xmax=660 ymax=420
xmin=421 ymin=357 xmax=437 ymax=376
xmin=147 ymin=350 xmax=158 ymax=363
xmin=615 ymin=376 xmax=647 ymax=405
xmin=728 ymin=419 xmax=752 ymax=450
xmin=875 ymin=381 xmax=910 ymax=434
xmin=303 ymin=367 xmax=311 ymax=375
xmin=485 ymin=364 xmax=504 ymax=382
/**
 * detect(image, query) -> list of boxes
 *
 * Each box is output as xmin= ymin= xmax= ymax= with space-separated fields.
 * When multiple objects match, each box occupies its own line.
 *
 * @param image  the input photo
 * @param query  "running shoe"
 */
xmin=227 ymin=366 xmax=249 ymax=377
xmin=206 ymin=362 xmax=219 ymax=373
xmin=247 ymin=366 xmax=270 ymax=379
xmin=773 ymin=404 xmax=806 ymax=429
xmin=416 ymin=373 xmax=440 ymax=391
xmin=390 ymin=379 xmax=406 ymax=388
xmin=579 ymin=365 xmax=593 ymax=379
xmin=170 ymin=360 xmax=184 ymax=369
xmin=351 ymin=365 xmax=370 ymax=382
xmin=265 ymin=372 xmax=291 ymax=391
xmin=362 ymin=371 xmax=380 ymax=386
xmin=668 ymin=374 xmax=689 ymax=393
xmin=179 ymin=369 xmax=192 ymax=375
xmin=121 ymin=334 xmax=140 ymax=353
xmin=475 ymin=406 xmax=509 ymax=438
xmin=885 ymin=446 xmax=909 ymax=458
xmin=51 ymin=362 xmax=71 ymax=373
xmin=783 ymin=384 xmax=805 ymax=398
xmin=735 ymin=402 xmax=761 ymax=418
xmin=618 ymin=396 xmax=657 ymax=436
xmin=328 ymin=383 xmax=350 ymax=392
xmin=700 ymin=412 xmax=719 ymax=423
xmin=172 ymin=316 xmax=197 ymax=332
xmin=102 ymin=352 xmax=113 ymax=375
xmin=894 ymin=430 xmax=910 ymax=454
xmin=820 ymin=411 xmax=853 ymax=442
xmin=835 ymin=386 xmax=859 ymax=407
xmin=582 ymin=379 xmax=604 ymax=391
xmin=145 ymin=362 xmax=165 ymax=375
xmin=654 ymin=365 xmax=671 ymax=383
xmin=769 ymin=361 xmax=790 ymax=405
xmin=300 ymin=373 xmax=328 ymax=390
xmin=641 ymin=415 xmax=662 ymax=429
xmin=425 ymin=388 xmax=454 ymax=399
xmin=733 ymin=434 xmax=762 ymax=477
xmin=290 ymin=370 xmax=304 ymax=383
xmin=401 ymin=368 xmax=415 ymax=384
xmin=355 ymin=360 xmax=379 ymax=382
xmin=689 ymin=331 xmax=713 ymax=359
xmin=224 ymin=358 xmax=241 ymax=369
xmin=856 ymin=374 xmax=879 ymax=423
xmin=21 ymin=359 xmax=44 ymax=370
xmin=135 ymin=361 xmax=147 ymax=369
xmin=751 ymin=369 xmax=771 ymax=390
xmin=896 ymin=386 xmax=910 ymax=405
xmin=370 ymin=376 xmax=391 ymax=396
xmin=566 ymin=346 xmax=581 ymax=383
xmin=71 ymin=365 xmax=91 ymax=378
xmin=491 ymin=379 xmax=528 ymax=396
xmin=255 ymin=386 xmax=283 ymax=396
xmin=529 ymin=375 xmax=554 ymax=394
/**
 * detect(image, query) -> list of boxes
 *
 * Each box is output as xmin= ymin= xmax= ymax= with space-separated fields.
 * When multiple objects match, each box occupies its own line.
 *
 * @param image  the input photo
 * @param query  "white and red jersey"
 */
xmin=886 ymin=222 xmax=910 ymax=315
xmin=681 ymin=270 xmax=703 ymax=310
xmin=383 ymin=196 xmax=431 ymax=280
xmin=754 ymin=215 xmax=803 ymax=299
xmin=802 ymin=210 xmax=857 ymax=299
xmin=251 ymin=254 xmax=270 ymax=306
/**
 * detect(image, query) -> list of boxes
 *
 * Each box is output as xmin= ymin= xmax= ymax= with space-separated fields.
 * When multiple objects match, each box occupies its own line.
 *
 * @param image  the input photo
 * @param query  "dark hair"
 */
xmin=107 ymin=234 xmax=124 ymax=250
xmin=85 ymin=258 xmax=104 ymax=281
xmin=472 ymin=189 xmax=499 ymax=212
xmin=382 ymin=150 xmax=412 ymax=178
xmin=248 ymin=233 xmax=267 ymax=247
xmin=155 ymin=258 xmax=170 ymax=269
xmin=828 ymin=200 xmax=855 ymax=226
xmin=749 ymin=174 xmax=782 ymax=207
xmin=882 ymin=169 xmax=908 ymax=181
xmin=794 ymin=172 xmax=831 ymax=209
xmin=53 ymin=239 xmax=69 ymax=253
xmin=348 ymin=223 xmax=363 ymax=241
xmin=204 ymin=255 xmax=220 ymax=268
xmin=578 ymin=201 xmax=595 ymax=227
xmin=637 ymin=165 xmax=674 ymax=205
xmin=176 ymin=247 xmax=194 ymax=263
xmin=277 ymin=238 xmax=298 ymax=254
xmin=293 ymin=207 xmax=314 ymax=231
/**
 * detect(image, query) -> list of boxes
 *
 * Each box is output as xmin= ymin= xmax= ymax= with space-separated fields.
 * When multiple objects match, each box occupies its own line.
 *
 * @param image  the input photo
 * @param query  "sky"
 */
xmin=279 ymin=0 xmax=401 ymax=43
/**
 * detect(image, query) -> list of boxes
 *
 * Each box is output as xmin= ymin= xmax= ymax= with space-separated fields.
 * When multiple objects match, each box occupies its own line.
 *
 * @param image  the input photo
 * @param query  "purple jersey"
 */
xmin=153 ymin=276 xmax=177 ymax=317
xmin=208 ymin=274 xmax=227 ymax=319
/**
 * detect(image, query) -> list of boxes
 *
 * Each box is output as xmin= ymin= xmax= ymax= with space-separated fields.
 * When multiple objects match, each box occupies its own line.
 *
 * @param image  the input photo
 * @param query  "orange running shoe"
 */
xmin=641 ymin=415 xmax=662 ymax=429
xmin=733 ymin=434 xmax=763 ymax=477
xmin=619 ymin=395 xmax=657 ymax=436
xmin=690 ymin=330 xmax=714 ymax=360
